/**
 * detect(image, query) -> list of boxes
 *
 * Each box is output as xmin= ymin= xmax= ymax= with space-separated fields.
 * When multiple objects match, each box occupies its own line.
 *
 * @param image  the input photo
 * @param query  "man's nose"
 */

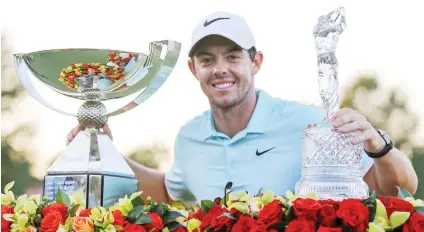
xmin=212 ymin=59 xmax=228 ymax=76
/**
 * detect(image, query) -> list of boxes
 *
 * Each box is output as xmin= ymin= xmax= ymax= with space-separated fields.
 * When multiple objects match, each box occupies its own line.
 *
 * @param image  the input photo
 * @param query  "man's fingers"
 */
xmin=103 ymin=124 xmax=113 ymax=140
xmin=334 ymin=120 xmax=371 ymax=133
xmin=331 ymin=114 xmax=356 ymax=128
xmin=72 ymin=124 xmax=84 ymax=136
xmin=329 ymin=107 xmax=352 ymax=120
xmin=351 ymin=129 xmax=373 ymax=145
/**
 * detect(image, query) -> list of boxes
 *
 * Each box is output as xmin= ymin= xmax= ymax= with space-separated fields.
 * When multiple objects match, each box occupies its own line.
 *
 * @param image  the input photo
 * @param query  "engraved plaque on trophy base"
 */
xmin=44 ymin=174 xmax=138 ymax=208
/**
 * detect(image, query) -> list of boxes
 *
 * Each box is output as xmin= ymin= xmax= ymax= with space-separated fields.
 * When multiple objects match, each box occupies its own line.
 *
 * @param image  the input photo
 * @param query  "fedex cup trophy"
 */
xmin=14 ymin=40 xmax=181 ymax=208
xmin=295 ymin=7 xmax=369 ymax=200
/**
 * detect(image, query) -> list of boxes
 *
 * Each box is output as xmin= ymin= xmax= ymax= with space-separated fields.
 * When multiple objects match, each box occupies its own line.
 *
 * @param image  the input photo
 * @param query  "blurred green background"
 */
xmin=2 ymin=32 xmax=423 ymax=199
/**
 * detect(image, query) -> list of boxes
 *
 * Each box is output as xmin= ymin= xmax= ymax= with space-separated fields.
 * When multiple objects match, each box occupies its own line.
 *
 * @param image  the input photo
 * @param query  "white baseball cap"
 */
xmin=188 ymin=11 xmax=256 ymax=57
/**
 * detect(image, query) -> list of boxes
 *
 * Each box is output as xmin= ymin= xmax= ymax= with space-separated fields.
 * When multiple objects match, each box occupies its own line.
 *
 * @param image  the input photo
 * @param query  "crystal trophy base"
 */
xmin=44 ymin=174 xmax=138 ymax=208
xmin=43 ymin=132 xmax=139 ymax=208
xmin=295 ymin=123 xmax=369 ymax=200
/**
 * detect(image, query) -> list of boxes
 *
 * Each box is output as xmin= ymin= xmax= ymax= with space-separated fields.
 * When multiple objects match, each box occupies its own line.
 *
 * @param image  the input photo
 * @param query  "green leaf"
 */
xmin=218 ymin=213 xmax=237 ymax=221
xmin=127 ymin=206 xmax=145 ymax=223
xmin=201 ymin=200 xmax=216 ymax=214
xmin=397 ymin=187 xmax=414 ymax=200
xmin=131 ymin=196 xmax=144 ymax=207
xmin=205 ymin=227 xmax=211 ymax=232
xmin=150 ymin=205 xmax=164 ymax=218
xmin=415 ymin=206 xmax=424 ymax=216
xmin=363 ymin=191 xmax=377 ymax=222
xmin=162 ymin=211 xmax=186 ymax=222
xmin=268 ymin=222 xmax=286 ymax=230
xmin=55 ymin=188 xmax=71 ymax=208
xmin=69 ymin=204 xmax=80 ymax=217
xmin=164 ymin=221 xmax=185 ymax=231
xmin=134 ymin=213 xmax=152 ymax=224
xmin=285 ymin=206 xmax=296 ymax=223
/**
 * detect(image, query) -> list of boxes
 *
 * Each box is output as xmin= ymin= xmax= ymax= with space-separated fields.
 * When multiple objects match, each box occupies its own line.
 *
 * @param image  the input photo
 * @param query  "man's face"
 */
xmin=188 ymin=36 xmax=262 ymax=109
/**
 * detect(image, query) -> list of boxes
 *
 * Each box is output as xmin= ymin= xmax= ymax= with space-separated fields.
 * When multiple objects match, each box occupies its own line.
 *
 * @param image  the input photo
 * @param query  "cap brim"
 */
xmin=188 ymin=32 xmax=254 ymax=57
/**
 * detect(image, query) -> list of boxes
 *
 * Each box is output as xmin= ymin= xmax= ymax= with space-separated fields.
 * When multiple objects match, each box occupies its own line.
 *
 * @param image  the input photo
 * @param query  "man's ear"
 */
xmin=188 ymin=58 xmax=198 ymax=80
xmin=252 ymin=51 xmax=264 ymax=75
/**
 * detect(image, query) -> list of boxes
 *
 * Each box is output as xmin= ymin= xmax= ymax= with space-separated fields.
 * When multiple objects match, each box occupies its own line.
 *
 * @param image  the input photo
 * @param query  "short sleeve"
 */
xmin=164 ymin=134 xmax=196 ymax=204
xmin=361 ymin=150 xmax=374 ymax=176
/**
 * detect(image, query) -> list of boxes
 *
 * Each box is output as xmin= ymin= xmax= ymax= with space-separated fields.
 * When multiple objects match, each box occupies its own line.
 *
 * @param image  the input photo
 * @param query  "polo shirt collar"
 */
xmin=203 ymin=89 xmax=273 ymax=140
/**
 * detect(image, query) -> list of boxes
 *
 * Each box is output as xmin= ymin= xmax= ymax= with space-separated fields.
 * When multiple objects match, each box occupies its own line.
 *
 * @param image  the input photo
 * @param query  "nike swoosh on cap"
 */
xmin=204 ymin=17 xmax=230 ymax=27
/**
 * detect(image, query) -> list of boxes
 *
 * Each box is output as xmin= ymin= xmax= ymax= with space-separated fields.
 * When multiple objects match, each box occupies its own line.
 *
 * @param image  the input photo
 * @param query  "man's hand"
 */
xmin=327 ymin=107 xmax=386 ymax=153
xmin=66 ymin=124 xmax=113 ymax=145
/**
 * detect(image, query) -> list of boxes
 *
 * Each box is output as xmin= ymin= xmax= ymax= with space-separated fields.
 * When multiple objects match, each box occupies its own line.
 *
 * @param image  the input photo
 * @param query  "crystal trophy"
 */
xmin=14 ymin=40 xmax=181 ymax=208
xmin=295 ymin=7 xmax=369 ymax=200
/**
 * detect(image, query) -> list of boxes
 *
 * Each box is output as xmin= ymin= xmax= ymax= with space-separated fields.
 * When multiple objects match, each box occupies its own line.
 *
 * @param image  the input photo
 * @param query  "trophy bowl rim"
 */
xmin=14 ymin=47 xmax=153 ymax=99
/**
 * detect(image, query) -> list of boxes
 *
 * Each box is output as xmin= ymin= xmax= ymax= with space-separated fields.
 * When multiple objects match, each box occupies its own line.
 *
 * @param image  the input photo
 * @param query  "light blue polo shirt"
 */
xmin=164 ymin=89 xmax=374 ymax=205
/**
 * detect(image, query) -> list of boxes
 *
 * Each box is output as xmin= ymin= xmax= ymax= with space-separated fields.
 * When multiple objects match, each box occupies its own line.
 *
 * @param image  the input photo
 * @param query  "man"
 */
xmin=67 ymin=12 xmax=418 ymax=206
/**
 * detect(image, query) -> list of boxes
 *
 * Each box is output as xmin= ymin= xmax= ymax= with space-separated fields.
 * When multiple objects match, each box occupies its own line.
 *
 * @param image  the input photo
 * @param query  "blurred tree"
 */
xmin=1 ymin=32 xmax=41 ymax=195
xmin=340 ymin=74 xmax=424 ymax=198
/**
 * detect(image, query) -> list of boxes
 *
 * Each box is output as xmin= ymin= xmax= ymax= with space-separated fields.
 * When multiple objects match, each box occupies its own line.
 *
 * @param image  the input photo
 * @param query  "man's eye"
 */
xmin=203 ymin=58 xmax=211 ymax=63
xmin=228 ymin=55 xmax=240 ymax=60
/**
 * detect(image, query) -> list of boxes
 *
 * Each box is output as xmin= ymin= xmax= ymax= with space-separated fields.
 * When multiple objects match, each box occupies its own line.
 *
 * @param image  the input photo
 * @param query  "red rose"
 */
xmin=232 ymin=215 xmax=257 ymax=232
xmin=318 ymin=204 xmax=338 ymax=227
xmin=229 ymin=207 xmax=243 ymax=220
xmin=257 ymin=200 xmax=284 ymax=227
xmin=336 ymin=199 xmax=369 ymax=231
xmin=1 ymin=206 xmax=14 ymax=232
xmin=210 ymin=213 xmax=235 ymax=231
xmin=188 ymin=208 xmax=203 ymax=220
xmin=318 ymin=199 xmax=340 ymax=211
xmin=173 ymin=227 xmax=188 ymax=232
xmin=144 ymin=212 xmax=163 ymax=231
xmin=286 ymin=219 xmax=315 ymax=232
xmin=379 ymin=196 xmax=414 ymax=218
xmin=255 ymin=225 xmax=278 ymax=232
xmin=111 ymin=210 xmax=125 ymax=228
xmin=317 ymin=226 xmax=342 ymax=232
xmin=200 ymin=206 xmax=227 ymax=231
xmin=40 ymin=212 xmax=62 ymax=232
xmin=214 ymin=197 xmax=222 ymax=205
xmin=79 ymin=208 xmax=92 ymax=217
xmin=293 ymin=198 xmax=322 ymax=222
xmin=403 ymin=212 xmax=424 ymax=232
xmin=123 ymin=222 xmax=146 ymax=232
xmin=41 ymin=203 xmax=68 ymax=224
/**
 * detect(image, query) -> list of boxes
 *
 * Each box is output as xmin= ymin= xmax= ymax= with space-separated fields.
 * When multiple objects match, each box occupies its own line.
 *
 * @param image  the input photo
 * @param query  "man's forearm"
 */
xmin=373 ymin=148 xmax=418 ymax=196
xmin=124 ymin=157 xmax=172 ymax=204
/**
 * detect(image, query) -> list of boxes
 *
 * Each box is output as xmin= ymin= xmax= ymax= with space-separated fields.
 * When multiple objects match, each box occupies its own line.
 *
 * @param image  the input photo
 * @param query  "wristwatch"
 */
xmin=364 ymin=129 xmax=393 ymax=158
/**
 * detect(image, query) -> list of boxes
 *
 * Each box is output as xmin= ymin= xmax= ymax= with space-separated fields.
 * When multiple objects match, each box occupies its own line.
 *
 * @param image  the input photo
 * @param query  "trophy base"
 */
xmin=295 ymin=122 xmax=369 ymax=200
xmin=43 ymin=173 xmax=138 ymax=208
xmin=295 ymin=178 xmax=369 ymax=201
xmin=44 ymin=131 xmax=139 ymax=208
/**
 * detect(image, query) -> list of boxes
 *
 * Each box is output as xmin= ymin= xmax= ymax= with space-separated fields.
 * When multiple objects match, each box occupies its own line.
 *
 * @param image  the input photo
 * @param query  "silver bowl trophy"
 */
xmin=14 ymin=40 xmax=181 ymax=208
xmin=295 ymin=7 xmax=369 ymax=200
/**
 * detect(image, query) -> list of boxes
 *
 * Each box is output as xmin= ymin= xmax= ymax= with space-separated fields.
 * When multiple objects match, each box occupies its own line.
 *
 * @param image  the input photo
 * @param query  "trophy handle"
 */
xmin=14 ymin=55 xmax=77 ymax=117
xmin=105 ymin=40 xmax=181 ymax=117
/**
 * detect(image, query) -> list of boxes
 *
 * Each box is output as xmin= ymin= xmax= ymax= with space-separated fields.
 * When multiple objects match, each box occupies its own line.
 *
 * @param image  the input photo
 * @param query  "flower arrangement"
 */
xmin=1 ymin=182 xmax=186 ymax=232
xmin=59 ymin=52 xmax=133 ymax=90
xmin=2 ymin=181 xmax=424 ymax=232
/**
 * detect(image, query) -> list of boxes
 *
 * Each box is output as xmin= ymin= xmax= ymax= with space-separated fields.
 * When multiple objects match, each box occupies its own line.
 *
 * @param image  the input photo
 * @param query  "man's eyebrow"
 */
xmin=225 ymin=46 xmax=243 ymax=53
xmin=194 ymin=51 xmax=213 ymax=57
